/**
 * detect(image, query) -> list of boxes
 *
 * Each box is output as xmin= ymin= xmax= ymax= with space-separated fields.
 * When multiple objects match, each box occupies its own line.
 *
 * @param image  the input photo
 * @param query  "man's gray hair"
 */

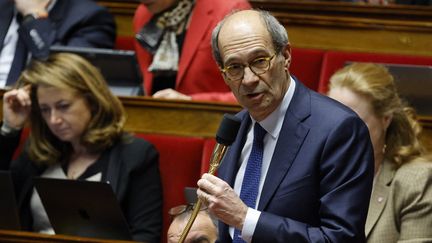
xmin=211 ymin=10 xmax=289 ymax=67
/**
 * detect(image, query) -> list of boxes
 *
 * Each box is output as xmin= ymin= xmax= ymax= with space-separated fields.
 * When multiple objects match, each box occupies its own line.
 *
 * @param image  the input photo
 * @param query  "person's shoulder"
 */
xmin=395 ymin=159 xmax=432 ymax=181
xmin=115 ymin=135 xmax=159 ymax=164
xmin=118 ymin=135 xmax=155 ymax=152
xmin=389 ymin=158 xmax=432 ymax=209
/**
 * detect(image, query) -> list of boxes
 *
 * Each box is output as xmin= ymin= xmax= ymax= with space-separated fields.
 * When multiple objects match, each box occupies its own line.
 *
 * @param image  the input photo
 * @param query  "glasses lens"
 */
xmin=168 ymin=205 xmax=188 ymax=216
xmin=168 ymin=203 xmax=208 ymax=217
xmin=225 ymin=64 xmax=243 ymax=81
xmin=250 ymin=57 xmax=271 ymax=75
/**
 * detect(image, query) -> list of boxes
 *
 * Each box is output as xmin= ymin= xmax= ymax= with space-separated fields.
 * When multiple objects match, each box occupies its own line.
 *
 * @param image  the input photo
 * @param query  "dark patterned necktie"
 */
xmin=233 ymin=123 xmax=266 ymax=243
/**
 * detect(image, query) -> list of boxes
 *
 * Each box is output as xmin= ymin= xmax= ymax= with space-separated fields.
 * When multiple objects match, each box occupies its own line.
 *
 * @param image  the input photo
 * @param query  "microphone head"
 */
xmin=216 ymin=114 xmax=241 ymax=146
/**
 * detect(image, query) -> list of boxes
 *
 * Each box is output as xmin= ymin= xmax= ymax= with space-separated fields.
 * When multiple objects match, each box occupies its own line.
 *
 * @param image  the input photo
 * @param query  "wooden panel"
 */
xmin=99 ymin=1 xmax=137 ymax=37
xmin=97 ymin=0 xmax=432 ymax=56
xmin=118 ymin=96 xmax=241 ymax=138
xmin=286 ymin=24 xmax=432 ymax=57
xmin=0 ymin=230 xmax=135 ymax=243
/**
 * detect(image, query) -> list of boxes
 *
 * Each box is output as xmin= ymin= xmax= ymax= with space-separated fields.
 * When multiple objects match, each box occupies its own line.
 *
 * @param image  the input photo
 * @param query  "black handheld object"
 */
xmin=216 ymin=114 xmax=242 ymax=146
xmin=178 ymin=114 xmax=241 ymax=243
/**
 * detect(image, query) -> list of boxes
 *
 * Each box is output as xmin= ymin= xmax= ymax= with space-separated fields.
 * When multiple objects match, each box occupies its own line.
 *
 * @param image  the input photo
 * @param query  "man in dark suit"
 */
xmin=196 ymin=10 xmax=375 ymax=242
xmin=0 ymin=0 xmax=115 ymax=88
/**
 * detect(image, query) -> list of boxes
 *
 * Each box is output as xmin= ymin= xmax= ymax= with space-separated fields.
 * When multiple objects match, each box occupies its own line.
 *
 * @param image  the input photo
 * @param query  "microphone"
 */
xmin=208 ymin=113 xmax=242 ymax=174
xmin=178 ymin=113 xmax=241 ymax=243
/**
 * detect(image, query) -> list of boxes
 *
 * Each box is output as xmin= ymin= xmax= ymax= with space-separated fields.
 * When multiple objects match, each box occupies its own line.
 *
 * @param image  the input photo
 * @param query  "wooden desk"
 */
xmin=0 ymin=229 xmax=136 ymax=243
xmin=0 ymin=90 xmax=242 ymax=138
xmin=118 ymin=96 xmax=241 ymax=138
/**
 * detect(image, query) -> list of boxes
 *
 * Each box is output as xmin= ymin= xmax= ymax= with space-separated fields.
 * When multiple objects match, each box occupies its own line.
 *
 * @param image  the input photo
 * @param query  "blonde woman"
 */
xmin=0 ymin=53 xmax=162 ymax=243
xmin=328 ymin=62 xmax=432 ymax=243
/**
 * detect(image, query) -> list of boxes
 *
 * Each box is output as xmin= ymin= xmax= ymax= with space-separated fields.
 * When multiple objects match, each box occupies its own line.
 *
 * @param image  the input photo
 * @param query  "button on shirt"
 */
xmin=230 ymin=77 xmax=296 ymax=242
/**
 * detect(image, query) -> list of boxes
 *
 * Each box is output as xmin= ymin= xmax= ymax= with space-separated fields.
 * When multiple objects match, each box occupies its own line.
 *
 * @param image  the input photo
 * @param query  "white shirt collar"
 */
xmin=250 ymin=76 xmax=296 ymax=139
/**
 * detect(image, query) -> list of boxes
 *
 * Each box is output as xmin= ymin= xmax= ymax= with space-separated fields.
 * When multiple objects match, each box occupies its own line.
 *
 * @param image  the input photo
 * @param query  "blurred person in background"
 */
xmin=133 ymin=0 xmax=250 ymax=102
xmin=328 ymin=62 xmax=432 ymax=243
xmin=0 ymin=0 xmax=116 ymax=88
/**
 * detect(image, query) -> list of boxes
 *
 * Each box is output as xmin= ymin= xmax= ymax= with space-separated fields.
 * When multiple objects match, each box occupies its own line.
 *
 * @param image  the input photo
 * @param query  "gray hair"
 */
xmin=211 ymin=9 xmax=289 ymax=67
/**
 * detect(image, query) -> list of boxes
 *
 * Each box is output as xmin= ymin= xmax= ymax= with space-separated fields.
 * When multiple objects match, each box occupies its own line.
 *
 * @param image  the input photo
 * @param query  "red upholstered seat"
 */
xmin=115 ymin=36 xmax=135 ymax=51
xmin=290 ymin=48 xmax=325 ymax=91
xmin=135 ymin=133 xmax=206 ymax=243
xmin=318 ymin=51 xmax=432 ymax=94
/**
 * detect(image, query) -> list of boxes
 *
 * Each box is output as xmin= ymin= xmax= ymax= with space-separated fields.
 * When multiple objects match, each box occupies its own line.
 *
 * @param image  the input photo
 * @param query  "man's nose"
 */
xmin=242 ymin=66 xmax=259 ymax=85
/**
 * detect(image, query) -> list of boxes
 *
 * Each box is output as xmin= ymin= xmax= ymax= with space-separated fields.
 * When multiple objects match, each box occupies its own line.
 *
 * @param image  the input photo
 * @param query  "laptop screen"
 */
xmin=50 ymin=46 xmax=144 ymax=96
xmin=33 ymin=177 xmax=132 ymax=241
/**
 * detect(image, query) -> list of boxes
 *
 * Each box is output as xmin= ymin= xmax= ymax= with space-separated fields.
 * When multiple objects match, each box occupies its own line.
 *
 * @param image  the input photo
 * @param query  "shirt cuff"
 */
xmin=1 ymin=121 xmax=21 ymax=137
xmin=241 ymin=207 xmax=261 ymax=243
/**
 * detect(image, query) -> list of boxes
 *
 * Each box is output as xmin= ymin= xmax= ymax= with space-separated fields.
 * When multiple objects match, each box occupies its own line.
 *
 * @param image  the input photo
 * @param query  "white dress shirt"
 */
xmin=229 ymin=76 xmax=296 ymax=242
xmin=0 ymin=14 xmax=19 ymax=87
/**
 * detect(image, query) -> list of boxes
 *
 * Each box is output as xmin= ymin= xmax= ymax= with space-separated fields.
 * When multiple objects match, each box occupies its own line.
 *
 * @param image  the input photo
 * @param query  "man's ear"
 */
xmin=283 ymin=44 xmax=292 ymax=70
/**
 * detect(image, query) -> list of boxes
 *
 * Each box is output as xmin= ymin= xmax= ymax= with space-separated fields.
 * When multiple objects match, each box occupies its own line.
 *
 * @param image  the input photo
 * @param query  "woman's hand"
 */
xmin=2 ymin=86 xmax=32 ymax=130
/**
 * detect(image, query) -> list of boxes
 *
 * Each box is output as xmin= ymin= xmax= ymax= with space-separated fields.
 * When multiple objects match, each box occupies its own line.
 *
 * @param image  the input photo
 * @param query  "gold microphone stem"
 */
xmin=178 ymin=144 xmax=228 ymax=243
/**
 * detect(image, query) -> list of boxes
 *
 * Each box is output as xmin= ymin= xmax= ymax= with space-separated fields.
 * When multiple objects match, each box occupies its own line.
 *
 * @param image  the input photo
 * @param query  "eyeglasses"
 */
xmin=221 ymin=54 xmax=276 ymax=81
xmin=168 ymin=203 xmax=208 ymax=217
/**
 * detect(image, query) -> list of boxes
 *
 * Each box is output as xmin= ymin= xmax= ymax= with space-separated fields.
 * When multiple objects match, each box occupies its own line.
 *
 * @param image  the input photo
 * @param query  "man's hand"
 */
xmin=3 ymin=86 xmax=32 ymax=130
xmin=14 ymin=0 xmax=50 ymax=16
xmin=197 ymin=173 xmax=248 ymax=230
xmin=152 ymin=88 xmax=192 ymax=100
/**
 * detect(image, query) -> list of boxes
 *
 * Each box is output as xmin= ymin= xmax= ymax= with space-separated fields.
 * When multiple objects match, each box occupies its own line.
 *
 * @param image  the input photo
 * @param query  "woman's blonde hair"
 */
xmin=18 ymin=53 xmax=126 ymax=165
xmin=329 ymin=62 xmax=425 ymax=167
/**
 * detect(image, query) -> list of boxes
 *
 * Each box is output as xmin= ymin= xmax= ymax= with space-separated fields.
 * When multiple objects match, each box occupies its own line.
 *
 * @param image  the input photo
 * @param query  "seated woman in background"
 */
xmin=0 ymin=53 xmax=162 ymax=243
xmin=327 ymin=62 xmax=432 ymax=243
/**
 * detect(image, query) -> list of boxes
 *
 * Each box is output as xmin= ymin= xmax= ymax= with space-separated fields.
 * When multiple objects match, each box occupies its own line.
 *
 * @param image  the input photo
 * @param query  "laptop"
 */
xmin=50 ymin=46 xmax=144 ymax=96
xmin=0 ymin=171 xmax=21 ymax=230
xmin=33 ymin=177 xmax=132 ymax=241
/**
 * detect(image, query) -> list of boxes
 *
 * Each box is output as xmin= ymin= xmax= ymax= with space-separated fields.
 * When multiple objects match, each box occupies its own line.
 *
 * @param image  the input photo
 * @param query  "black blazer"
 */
xmin=0 ymin=0 xmax=116 ymax=85
xmin=0 ymin=132 xmax=162 ymax=243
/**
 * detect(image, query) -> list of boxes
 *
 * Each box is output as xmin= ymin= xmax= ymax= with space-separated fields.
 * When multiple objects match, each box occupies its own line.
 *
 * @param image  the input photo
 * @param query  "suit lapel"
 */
xmin=105 ymin=142 xmax=123 ymax=199
xmin=176 ymin=1 xmax=211 ymax=86
xmin=0 ymin=0 xmax=14 ymax=54
xmin=365 ymin=160 xmax=395 ymax=236
xmin=48 ymin=0 xmax=68 ymax=29
xmin=258 ymin=80 xmax=311 ymax=210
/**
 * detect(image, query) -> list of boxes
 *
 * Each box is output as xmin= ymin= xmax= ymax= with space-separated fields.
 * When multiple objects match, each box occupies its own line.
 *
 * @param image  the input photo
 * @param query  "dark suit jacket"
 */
xmin=218 ymin=80 xmax=374 ymax=242
xmin=133 ymin=0 xmax=250 ymax=102
xmin=0 ymin=132 xmax=162 ymax=243
xmin=0 ymin=0 xmax=116 ymax=85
